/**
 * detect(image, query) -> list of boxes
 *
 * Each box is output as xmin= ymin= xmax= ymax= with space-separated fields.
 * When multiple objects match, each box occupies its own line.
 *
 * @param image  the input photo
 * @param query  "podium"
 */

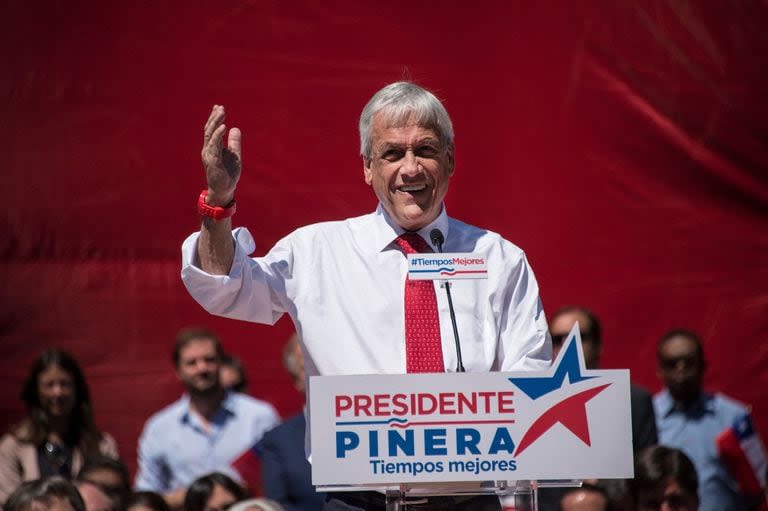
xmin=308 ymin=330 xmax=634 ymax=510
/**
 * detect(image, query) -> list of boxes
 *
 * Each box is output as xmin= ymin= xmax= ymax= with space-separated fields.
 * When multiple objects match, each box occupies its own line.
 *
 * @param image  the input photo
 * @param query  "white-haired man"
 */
xmin=182 ymin=82 xmax=552 ymax=511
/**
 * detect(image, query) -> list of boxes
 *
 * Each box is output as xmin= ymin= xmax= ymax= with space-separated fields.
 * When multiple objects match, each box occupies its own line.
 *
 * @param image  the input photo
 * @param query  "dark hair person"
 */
xmin=77 ymin=455 xmax=132 ymax=506
xmin=0 ymin=349 xmax=118 ymax=505
xmin=630 ymin=445 xmax=699 ymax=511
xmin=184 ymin=473 xmax=247 ymax=511
xmin=125 ymin=491 xmax=172 ymax=511
xmin=219 ymin=354 xmax=248 ymax=394
xmin=4 ymin=476 xmax=86 ymax=511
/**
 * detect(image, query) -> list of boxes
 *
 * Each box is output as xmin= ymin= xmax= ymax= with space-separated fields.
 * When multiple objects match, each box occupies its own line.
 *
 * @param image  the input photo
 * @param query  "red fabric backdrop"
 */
xmin=2 ymin=1 xmax=767 ymax=479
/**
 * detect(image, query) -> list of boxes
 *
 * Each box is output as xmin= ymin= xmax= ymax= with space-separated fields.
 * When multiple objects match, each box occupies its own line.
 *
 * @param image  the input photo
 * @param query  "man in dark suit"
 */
xmin=548 ymin=306 xmax=657 ymax=451
xmin=539 ymin=306 xmax=657 ymax=511
xmin=257 ymin=334 xmax=325 ymax=511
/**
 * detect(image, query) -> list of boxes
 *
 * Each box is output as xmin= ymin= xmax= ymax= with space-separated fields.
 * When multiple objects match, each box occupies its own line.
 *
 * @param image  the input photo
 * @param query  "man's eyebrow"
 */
xmin=410 ymin=137 xmax=440 ymax=147
xmin=377 ymin=137 xmax=440 ymax=150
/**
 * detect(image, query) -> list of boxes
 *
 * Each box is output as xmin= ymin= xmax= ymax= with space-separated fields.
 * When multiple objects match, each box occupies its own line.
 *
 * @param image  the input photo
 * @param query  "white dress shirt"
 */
xmin=182 ymin=204 xmax=550 ymax=377
xmin=182 ymin=205 xmax=551 ymax=457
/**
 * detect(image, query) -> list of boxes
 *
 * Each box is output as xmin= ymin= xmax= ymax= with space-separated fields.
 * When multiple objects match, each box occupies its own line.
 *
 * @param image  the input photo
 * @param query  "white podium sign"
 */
xmin=309 ymin=329 xmax=633 ymax=487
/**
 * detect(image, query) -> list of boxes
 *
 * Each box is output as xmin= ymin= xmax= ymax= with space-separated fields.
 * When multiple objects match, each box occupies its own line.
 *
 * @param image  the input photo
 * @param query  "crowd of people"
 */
xmin=2 ymin=82 xmax=766 ymax=511
xmin=0 ymin=329 xmax=303 ymax=511
xmin=533 ymin=308 xmax=767 ymax=511
xmin=1 ymin=310 xmax=765 ymax=511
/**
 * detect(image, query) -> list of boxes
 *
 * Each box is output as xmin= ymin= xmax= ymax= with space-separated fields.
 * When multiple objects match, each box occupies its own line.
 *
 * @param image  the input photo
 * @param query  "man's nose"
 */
xmin=400 ymin=150 xmax=420 ymax=176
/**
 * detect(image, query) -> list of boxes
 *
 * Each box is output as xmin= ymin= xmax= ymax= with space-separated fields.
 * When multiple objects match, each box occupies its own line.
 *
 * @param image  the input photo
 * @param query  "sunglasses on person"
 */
xmin=658 ymin=354 xmax=699 ymax=370
xmin=551 ymin=332 xmax=593 ymax=347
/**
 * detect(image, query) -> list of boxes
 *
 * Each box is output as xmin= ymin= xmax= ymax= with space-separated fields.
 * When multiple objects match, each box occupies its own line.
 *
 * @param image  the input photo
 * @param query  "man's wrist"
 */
xmin=198 ymin=190 xmax=236 ymax=220
xmin=204 ymin=188 xmax=235 ymax=207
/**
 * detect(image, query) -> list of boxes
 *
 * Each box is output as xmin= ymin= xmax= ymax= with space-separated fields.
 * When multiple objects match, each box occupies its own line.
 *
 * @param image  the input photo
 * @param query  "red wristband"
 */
xmin=197 ymin=190 xmax=236 ymax=220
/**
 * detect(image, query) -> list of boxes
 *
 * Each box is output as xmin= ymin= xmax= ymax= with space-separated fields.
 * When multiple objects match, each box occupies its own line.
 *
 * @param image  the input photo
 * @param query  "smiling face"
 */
xmin=363 ymin=112 xmax=454 ymax=231
xmin=38 ymin=365 xmax=76 ymax=419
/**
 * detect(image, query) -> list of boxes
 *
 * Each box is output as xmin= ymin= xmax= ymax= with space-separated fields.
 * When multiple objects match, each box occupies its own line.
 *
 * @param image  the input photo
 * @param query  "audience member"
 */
xmin=540 ymin=307 xmax=657 ymax=511
xmin=77 ymin=456 xmax=131 ymax=509
xmin=125 ymin=492 xmax=171 ymax=511
xmin=74 ymin=481 xmax=116 ymax=511
xmin=559 ymin=484 xmax=610 ymax=511
xmin=0 ymin=350 xmax=118 ymax=505
xmin=597 ymin=480 xmax=632 ymax=511
xmin=5 ymin=477 xmax=85 ymax=511
xmin=549 ymin=307 xmax=657 ymax=452
xmin=183 ymin=473 xmax=246 ymax=511
xmin=256 ymin=334 xmax=324 ymax=511
xmin=135 ymin=328 xmax=279 ymax=509
xmin=630 ymin=445 xmax=699 ymax=511
xmin=653 ymin=328 xmax=763 ymax=511
xmin=219 ymin=355 xmax=248 ymax=394
xmin=229 ymin=498 xmax=285 ymax=511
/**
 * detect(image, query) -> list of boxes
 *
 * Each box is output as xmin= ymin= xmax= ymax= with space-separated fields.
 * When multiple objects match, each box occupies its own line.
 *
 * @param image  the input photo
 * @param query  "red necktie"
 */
xmin=395 ymin=233 xmax=445 ymax=373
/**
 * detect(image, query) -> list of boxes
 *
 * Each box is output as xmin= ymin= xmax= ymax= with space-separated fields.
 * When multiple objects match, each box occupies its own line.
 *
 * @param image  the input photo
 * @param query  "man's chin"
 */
xmin=392 ymin=205 xmax=439 ymax=231
xmin=668 ymin=384 xmax=699 ymax=403
xmin=189 ymin=383 xmax=221 ymax=397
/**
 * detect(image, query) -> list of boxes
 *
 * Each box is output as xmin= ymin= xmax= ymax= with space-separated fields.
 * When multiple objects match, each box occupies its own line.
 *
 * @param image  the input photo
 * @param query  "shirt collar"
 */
xmin=220 ymin=391 xmax=237 ymax=414
xmin=658 ymin=388 xmax=715 ymax=417
xmin=177 ymin=394 xmax=191 ymax=422
xmin=372 ymin=203 xmax=450 ymax=253
xmin=177 ymin=391 xmax=236 ymax=424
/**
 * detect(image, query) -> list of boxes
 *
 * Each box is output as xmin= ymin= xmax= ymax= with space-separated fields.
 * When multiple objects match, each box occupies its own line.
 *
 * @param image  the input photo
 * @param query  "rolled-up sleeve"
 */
xmin=181 ymin=228 xmax=291 ymax=325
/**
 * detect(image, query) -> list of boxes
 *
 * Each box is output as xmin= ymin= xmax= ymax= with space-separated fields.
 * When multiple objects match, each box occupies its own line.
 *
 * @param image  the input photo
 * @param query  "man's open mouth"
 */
xmin=398 ymin=184 xmax=427 ymax=193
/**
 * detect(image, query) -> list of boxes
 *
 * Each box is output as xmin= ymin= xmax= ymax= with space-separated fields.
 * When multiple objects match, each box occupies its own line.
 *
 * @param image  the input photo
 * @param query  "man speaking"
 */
xmin=181 ymin=82 xmax=551 ymax=510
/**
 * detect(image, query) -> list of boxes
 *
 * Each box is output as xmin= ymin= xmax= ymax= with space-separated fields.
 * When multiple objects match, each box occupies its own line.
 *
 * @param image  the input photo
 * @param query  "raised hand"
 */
xmin=201 ymin=105 xmax=242 ymax=205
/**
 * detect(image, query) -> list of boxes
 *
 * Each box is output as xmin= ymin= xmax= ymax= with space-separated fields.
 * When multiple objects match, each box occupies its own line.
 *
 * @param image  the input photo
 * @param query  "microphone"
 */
xmin=429 ymin=229 xmax=465 ymax=373
xmin=428 ymin=229 xmax=444 ymax=250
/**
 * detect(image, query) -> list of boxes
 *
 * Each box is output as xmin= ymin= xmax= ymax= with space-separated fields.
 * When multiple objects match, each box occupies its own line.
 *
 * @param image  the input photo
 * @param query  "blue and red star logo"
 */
xmin=509 ymin=325 xmax=612 ymax=456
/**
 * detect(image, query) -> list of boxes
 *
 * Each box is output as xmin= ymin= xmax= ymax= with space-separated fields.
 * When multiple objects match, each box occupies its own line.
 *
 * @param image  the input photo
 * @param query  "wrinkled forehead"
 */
xmin=374 ymin=108 xmax=443 ymax=140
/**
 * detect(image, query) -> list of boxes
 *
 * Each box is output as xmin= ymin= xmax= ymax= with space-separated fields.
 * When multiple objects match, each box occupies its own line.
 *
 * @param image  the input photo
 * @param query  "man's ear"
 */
xmin=363 ymin=157 xmax=373 ymax=185
xmin=446 ymin=147 xmax=455 ymax=175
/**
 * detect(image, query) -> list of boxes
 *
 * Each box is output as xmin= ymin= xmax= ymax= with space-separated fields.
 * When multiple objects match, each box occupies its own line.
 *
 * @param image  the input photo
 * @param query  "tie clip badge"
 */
xmin=407 ymin=253 xmax=488 ymax=280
